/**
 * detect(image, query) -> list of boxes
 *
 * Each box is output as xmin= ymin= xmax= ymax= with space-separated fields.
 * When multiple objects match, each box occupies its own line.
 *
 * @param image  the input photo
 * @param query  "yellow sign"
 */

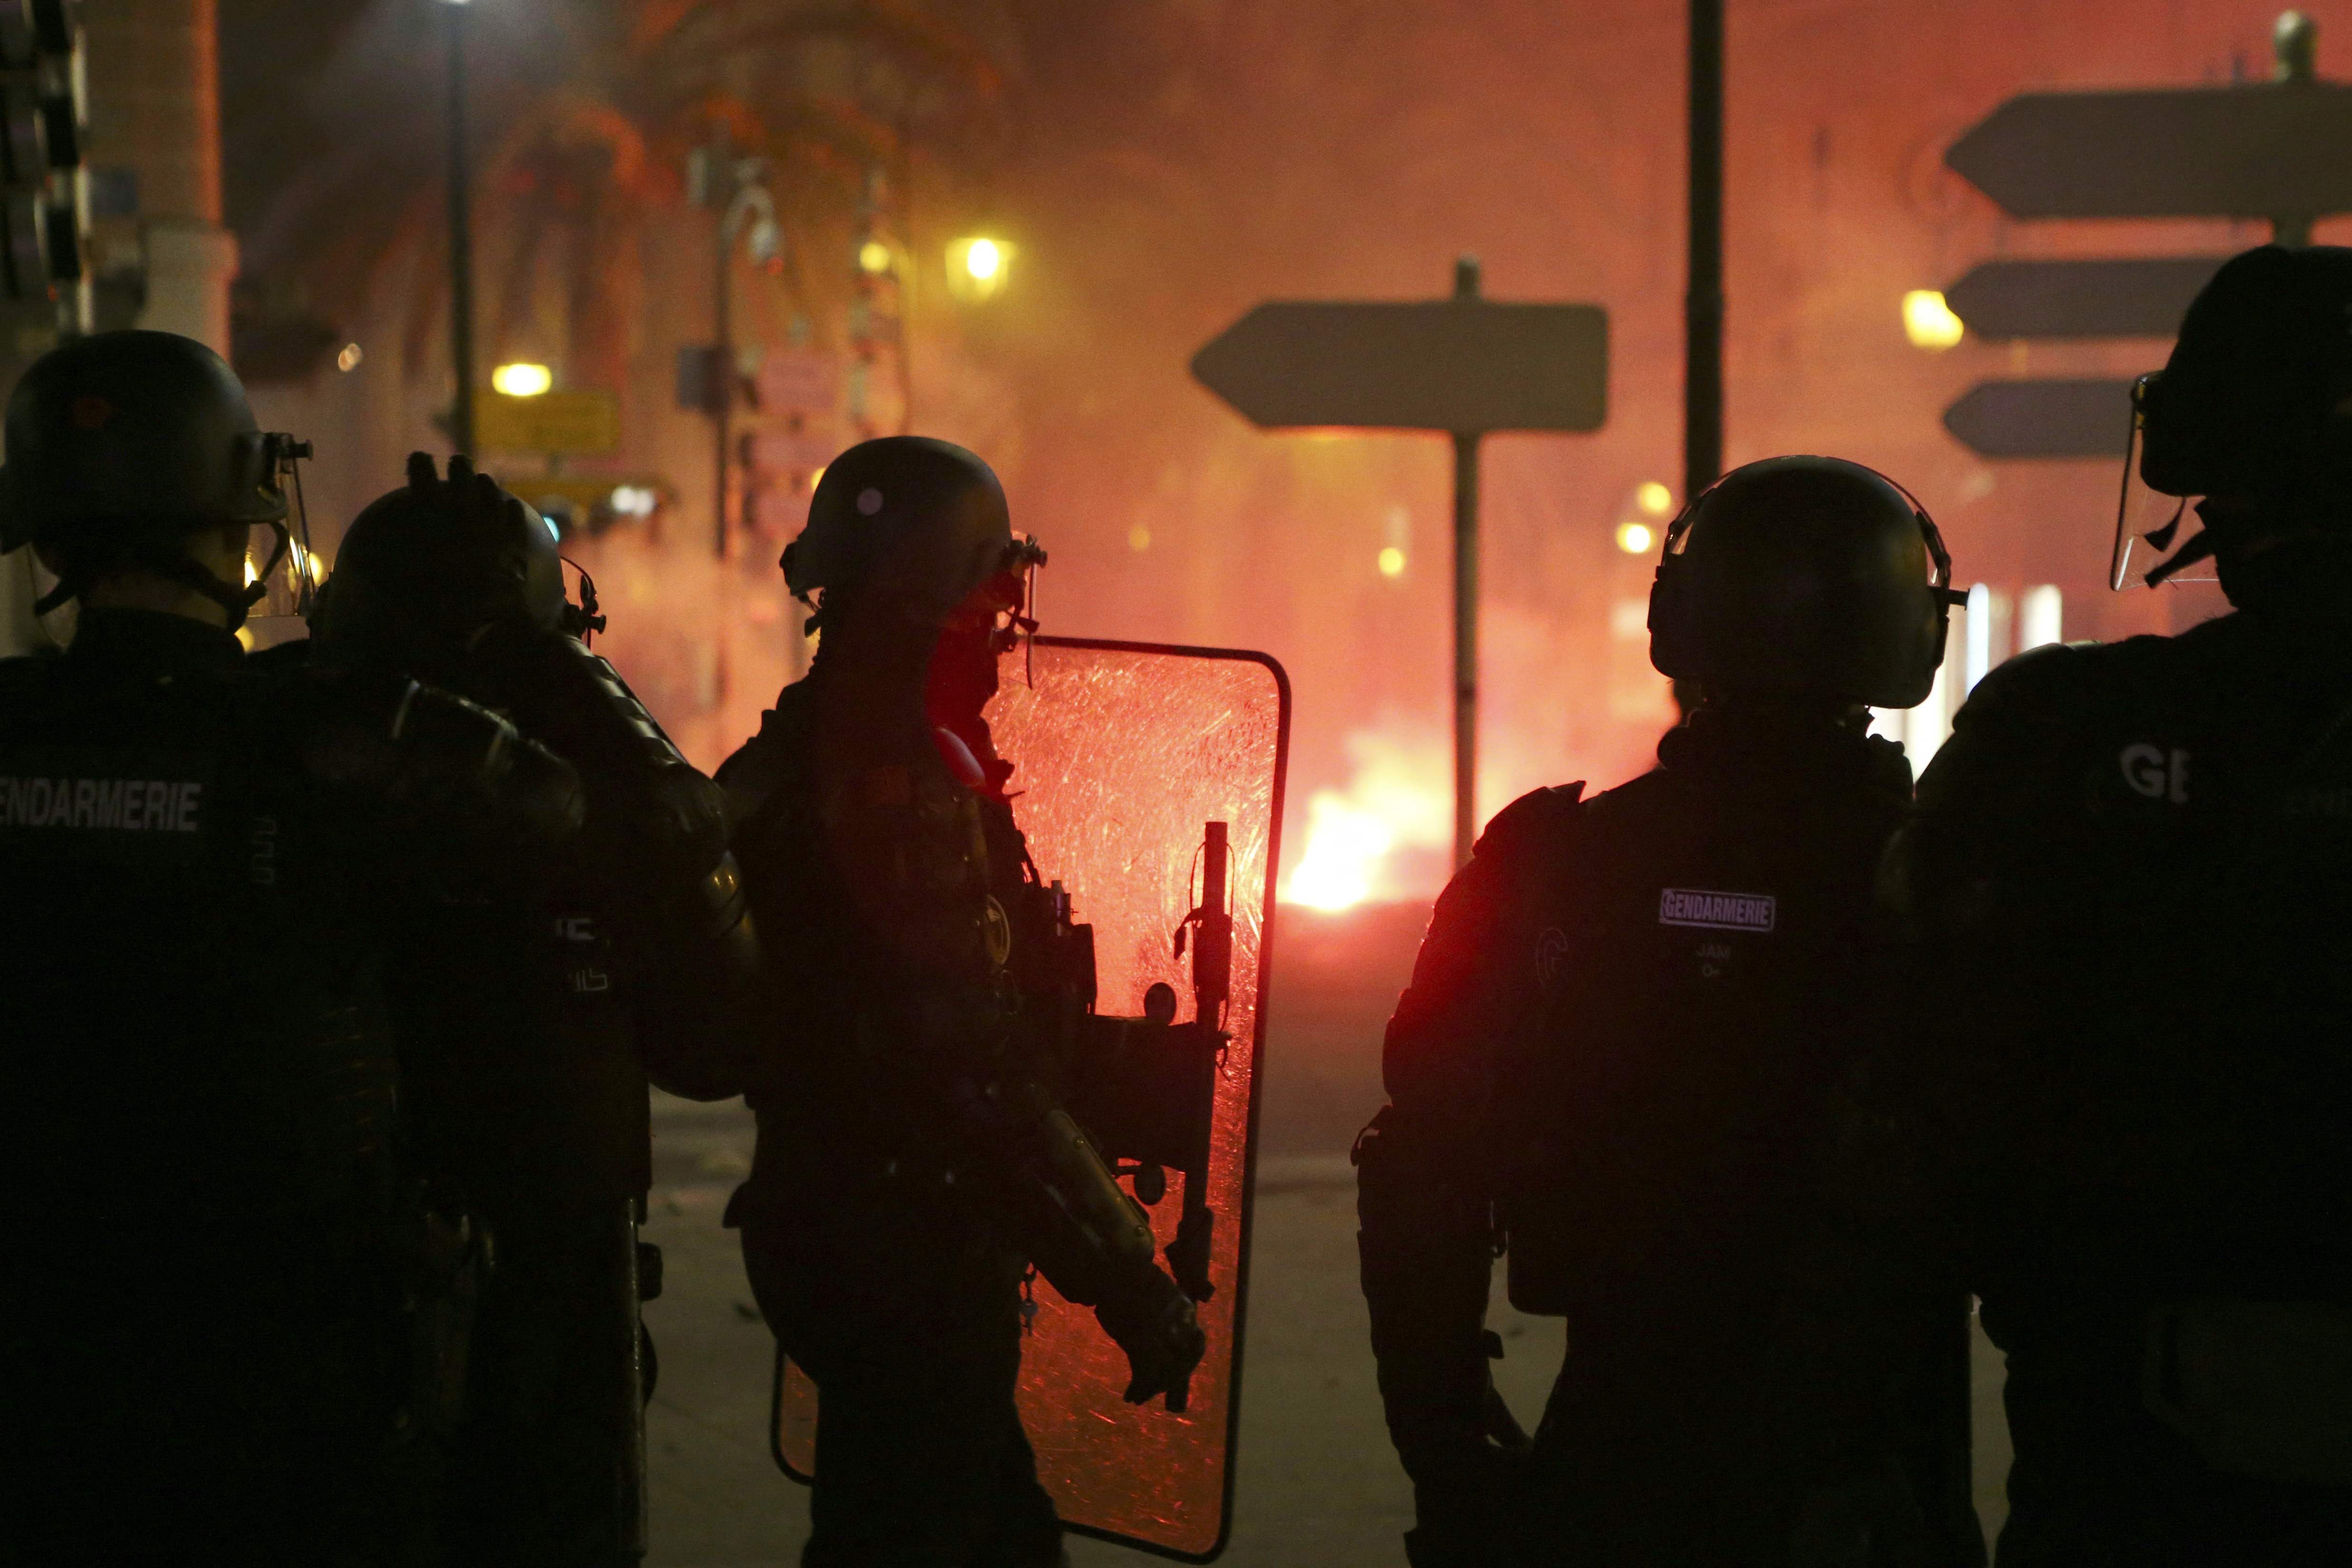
xmin=477 ymin=390 xmax=621 ymax=456
xmin=505 ymin=475 xmax=672 ymax=520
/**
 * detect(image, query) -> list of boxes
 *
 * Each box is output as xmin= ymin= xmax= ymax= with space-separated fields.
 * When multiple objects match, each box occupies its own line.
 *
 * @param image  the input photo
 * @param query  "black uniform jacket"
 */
xmin=1364 ymin=708 xmax=1975 ymax=1561
xmin=1866 ymin=611 xmax=2352 ymax=1564
xmin=1 ymin=611 xmax=410 ymax=1262
xmin=717 ymin=670 xmax=1028 ymax=1216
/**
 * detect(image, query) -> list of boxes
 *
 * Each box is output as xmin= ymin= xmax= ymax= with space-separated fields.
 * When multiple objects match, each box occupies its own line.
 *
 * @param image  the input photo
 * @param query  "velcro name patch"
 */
xmin=1658 ymin=887 xmax=1776 ymax=933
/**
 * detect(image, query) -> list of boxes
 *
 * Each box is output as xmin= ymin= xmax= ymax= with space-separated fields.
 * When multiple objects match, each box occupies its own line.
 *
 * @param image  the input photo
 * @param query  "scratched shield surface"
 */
xmin=774 ymin=636 xmax=1290 ymax=1561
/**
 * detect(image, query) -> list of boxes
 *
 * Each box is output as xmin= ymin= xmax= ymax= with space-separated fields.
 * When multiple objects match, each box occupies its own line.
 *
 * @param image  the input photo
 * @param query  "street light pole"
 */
xmin=443 ymin=0 xmax=477 ymax=458
xmin=709 ymin=122 xmax=733 ymax=560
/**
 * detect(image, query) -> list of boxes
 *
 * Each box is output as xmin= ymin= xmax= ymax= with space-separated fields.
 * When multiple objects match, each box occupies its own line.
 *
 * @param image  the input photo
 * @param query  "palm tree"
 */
xmin=228 ymin=0 xmax=1007 ymax=401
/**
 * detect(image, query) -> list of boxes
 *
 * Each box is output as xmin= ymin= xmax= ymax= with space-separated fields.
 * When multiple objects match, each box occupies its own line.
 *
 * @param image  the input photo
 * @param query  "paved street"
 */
xmin=641 ymin=906 xmax=2012 ymax=1566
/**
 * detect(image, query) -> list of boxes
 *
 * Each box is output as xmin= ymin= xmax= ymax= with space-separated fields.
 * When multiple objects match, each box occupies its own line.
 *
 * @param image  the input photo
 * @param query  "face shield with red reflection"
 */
xmin=926 ymin=539 xmax=1046 ymax=773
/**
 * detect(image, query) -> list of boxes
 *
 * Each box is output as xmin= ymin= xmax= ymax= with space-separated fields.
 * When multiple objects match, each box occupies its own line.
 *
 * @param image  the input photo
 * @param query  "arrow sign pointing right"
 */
xmin=1945 ymin=83 xmax=2352 ymax=221
xmin=1190 ymin=299 xmax=1607 ymax=434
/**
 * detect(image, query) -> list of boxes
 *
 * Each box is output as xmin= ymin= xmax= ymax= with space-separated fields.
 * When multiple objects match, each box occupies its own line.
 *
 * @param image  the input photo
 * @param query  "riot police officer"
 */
xmin=1357 ymin=456 xmax=1981 ymax=1568
xmin=717 ymin=436 xmax=1204 ymax=1567
xmin=0 ymin=331 xmax=582 ymax=1564
xmin=1834 ymin=245 xmax=2352 ymax=1564
xmin=306 ymin=452 xmax=765 ymax=1566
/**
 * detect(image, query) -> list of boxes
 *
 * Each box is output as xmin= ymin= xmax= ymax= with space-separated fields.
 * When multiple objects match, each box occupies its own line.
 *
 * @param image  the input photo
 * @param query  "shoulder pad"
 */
xmin=715 ymin=680 xmax=816 ymax=828
xmin=1472 ymin=781 xmax=1586 ymax=860
xmin=1953 ymin=639 xmax=2107 ymax=729
xmin=1961 ymin=633 xmax=2198 ymax=737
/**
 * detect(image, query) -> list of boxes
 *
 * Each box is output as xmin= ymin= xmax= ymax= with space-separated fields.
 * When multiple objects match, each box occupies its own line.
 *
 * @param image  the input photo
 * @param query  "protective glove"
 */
xmin=403 ymin=450 xmax=561 ymax=636
xmin=1094 ymin=1265 xmax=1205 ymax=1407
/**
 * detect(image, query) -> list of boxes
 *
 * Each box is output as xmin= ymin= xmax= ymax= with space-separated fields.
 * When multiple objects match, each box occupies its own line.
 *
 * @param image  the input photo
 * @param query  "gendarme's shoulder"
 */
xmin=1957 ymin=636 xmax=2171 ymax=731
xmin=1472 ymin=779 xmax=1588 ymax=861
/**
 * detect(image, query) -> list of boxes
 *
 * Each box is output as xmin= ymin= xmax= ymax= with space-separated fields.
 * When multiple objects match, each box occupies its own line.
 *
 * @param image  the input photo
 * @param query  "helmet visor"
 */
xmin=2111 ymin=375 xmax=2217 ymax=592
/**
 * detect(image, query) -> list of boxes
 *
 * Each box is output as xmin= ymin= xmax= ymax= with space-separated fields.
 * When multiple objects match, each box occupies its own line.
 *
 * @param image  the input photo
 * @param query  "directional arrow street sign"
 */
xmin=1943 ymin=380 xmax=2135 ymax=462
xmin=1945 ymin=82 xmax=2352 ymax=224
xmin=1190 ymin=297 xmax=1607 ymax=435
xmin=1944 ymin=256 xmax=2227 ymax=341
xmin=1939 ymin=23 xmax=2352 ymax=462
xmin=1192 ymin=259 xmax=1609 ymax=866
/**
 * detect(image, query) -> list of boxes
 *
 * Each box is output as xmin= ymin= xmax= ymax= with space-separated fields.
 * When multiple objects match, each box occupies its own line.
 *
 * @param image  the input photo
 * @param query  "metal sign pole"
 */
xmin=2275 ymin=10 xmax=2319 ymax=247
xmin=1451 ymin=426 xmax=1479 ymax=870
xmin=1449 ymin=256 xmax=1482 ymax=870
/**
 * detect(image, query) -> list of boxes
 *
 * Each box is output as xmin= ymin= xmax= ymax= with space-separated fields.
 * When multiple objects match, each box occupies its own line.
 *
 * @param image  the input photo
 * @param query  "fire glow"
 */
xmin=1281 ymin=730 xmax=1451 ymax=910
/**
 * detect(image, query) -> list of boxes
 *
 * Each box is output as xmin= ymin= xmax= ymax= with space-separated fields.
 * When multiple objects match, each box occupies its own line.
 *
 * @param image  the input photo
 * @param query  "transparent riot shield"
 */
xmin=773 ymin=635 xmax=1290 ymax=1562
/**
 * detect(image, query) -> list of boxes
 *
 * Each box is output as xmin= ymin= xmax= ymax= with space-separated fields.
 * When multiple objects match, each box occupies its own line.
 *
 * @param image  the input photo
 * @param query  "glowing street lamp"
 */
xmin=945 ymin=235 xmax=1014 ymax=302
xmin=1903 ymin=289 xmax=1966 ymax=351
xmin=491 ymin=361 xmax=552 ymax=398
xmin=1615 ymin=519 xmax=1655 ymax=555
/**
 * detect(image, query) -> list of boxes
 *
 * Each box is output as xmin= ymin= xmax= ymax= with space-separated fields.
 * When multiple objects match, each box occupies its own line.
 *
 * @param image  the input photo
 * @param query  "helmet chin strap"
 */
xmin=34 ymin=518 xmax=286 ymax=631
xmin=174 ymin=517 xmax=286 ymax=633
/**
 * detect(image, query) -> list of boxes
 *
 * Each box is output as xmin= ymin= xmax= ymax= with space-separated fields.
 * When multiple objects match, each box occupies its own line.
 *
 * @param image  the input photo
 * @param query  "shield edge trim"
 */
xmin=1039 ymin=636 xmax=1290 ymax=1565
xmin=760 ymin=636 xmax=1293 ymax=1566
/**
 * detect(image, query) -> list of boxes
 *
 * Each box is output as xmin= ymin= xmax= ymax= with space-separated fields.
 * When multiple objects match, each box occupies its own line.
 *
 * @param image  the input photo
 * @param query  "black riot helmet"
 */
xmin=2139 ymin=245 xmax=2352 ymax=506
xmin=0 ymin=330 xmax=303 ymax=626
xmin=2123 ymin=246 xmax=2352 ymax=590
xmin=782 ymin=436 xmax=1045 ymax=630
xmin=310 ymin=452 xmax=592 ymax=678
xmin=1647 ymin=456 xmax=1964 ymax=709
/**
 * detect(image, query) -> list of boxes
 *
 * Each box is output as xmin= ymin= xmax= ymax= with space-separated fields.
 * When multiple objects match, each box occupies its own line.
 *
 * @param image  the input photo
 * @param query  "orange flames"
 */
xmin=1280 ymin=729 xmax=1451 ymax=910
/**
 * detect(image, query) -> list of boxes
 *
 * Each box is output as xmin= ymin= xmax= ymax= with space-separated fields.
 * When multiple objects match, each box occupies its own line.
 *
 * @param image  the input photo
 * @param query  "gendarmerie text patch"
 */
xmin=1656 ymin=887 xmax=1776 ymax=933
xmin=0 ymin=749 xmax=217 ymax=863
